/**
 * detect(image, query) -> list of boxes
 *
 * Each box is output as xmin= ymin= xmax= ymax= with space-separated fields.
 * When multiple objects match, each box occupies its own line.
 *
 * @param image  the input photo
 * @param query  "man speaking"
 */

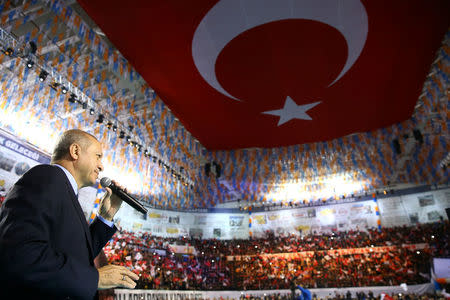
xmin=0 ymin=129 xmax=139 ymax=299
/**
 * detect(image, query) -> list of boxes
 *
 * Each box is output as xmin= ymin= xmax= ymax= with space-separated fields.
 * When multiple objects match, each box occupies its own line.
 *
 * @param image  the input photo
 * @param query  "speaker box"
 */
xmin=393 ymin=139 xmax=401 ymax=154
xmin=413 ymin=129 xmax=424 ymax=144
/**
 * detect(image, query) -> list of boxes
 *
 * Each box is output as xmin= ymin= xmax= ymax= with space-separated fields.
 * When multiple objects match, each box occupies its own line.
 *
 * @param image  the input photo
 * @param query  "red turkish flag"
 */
xmin=78 ymin=0 xmax=449 ymax=149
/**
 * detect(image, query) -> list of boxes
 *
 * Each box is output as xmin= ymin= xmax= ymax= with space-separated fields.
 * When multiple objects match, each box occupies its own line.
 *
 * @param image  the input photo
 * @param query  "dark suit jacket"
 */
xmin=0 ymin=164 xmax=117 ymax=299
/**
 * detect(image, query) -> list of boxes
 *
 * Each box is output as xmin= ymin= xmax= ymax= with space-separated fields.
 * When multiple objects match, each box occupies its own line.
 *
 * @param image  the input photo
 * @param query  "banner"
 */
xmin=113 ymin=283 xmax=434 ymax=300
xmin=226 ymin=243 xmax=429 ymax=261
xmin=168 ymin=244 xmax=198 ymax=255
xmin=0 ymin=128 xmax=50 ymax=194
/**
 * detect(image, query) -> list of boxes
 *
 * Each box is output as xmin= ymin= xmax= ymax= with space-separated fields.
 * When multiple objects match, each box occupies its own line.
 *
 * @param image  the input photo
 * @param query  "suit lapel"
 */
xmin=65 ymin=180 xmax=95 ymax=260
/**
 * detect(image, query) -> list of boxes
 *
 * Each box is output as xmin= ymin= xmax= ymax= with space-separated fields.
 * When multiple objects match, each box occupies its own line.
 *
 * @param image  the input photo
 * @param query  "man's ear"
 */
xmin=68 ymin=143 xmax=81 ymax=160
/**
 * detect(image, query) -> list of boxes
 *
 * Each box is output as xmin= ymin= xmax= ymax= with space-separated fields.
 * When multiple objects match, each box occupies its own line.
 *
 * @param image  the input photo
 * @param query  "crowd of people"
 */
xmin=238 ymin=292 xmax=448 ymax=300
xmin=232 ymin=247 xmax=430 ymax=290
xmin=102 ymin=221 xmax=449 ymax=290
xmin=188 ymin=221 xmax=448 ymax=257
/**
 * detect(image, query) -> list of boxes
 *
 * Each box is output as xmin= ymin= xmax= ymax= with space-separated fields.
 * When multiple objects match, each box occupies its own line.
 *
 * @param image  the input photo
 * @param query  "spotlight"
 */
xmin=144 ymin=150 xmax=149 ymax=156
xmin=61 ymin=86 xmax=68 ymax=94
xmin=126 ymin=136 xmax=131 ymax=142
xmin=82 ymin=102 xmax=87 ymax=109
xmin=23 ymin=41 xmax=37 ymax=57
xmin=89 ymin=108 xmax=95 ymax=115
xmin=119 ymin=131 xmax=125 ymax=139
xmin=112 ymin=125 xmax=117 ymax=132
xmin=68 ymin=93 xmax=77 ymax=103
xmin=128 ymin=125 xmax=134 ymax=132
xmin=49 ymin=81 xmax=60 ymax=91
xmin=96 ymin=114 xmax=104 ymax=123
xmin=3 ymin=47 xmax=13 ymax=56
xmin=106 ymin=122 xmax=113 ymax=129
xmin=39 ymin=70 xmax=48 ymax=82
xmin=26 ymin=59 xmax=34 ymax=68
xmin=28 ymin=41 xmax=37 ymax=55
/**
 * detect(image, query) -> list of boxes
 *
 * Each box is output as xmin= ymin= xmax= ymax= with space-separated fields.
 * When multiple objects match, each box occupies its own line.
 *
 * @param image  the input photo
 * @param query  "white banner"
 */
xmin=0 ymin=129 xmax=50 ymax=195
xmin=113 ymin=283 xmax=434 ymax=300
xmin=227 ymin=243 xmax=429 ymax=261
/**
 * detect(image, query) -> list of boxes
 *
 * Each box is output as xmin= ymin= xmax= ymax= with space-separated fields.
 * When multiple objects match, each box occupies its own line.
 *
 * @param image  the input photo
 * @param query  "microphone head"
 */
xmin=100 ymin=177 xmax=111 ymax=188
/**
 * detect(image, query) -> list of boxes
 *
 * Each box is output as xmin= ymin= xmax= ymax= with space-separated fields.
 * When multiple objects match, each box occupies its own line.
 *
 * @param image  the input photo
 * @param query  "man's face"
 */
xmin=75 ymin=137 xmax=104 ymax=188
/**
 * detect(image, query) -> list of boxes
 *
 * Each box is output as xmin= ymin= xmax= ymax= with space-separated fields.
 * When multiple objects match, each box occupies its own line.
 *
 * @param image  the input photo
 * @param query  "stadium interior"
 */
xmin=0 ymin=0 xmax=449 ymax=299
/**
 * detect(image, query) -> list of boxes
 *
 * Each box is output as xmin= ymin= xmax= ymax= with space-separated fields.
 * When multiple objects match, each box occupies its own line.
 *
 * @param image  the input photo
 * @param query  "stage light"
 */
xmin=61 ymin=86 xmax=68 ymax=94
xmin=112 ymin=125 xmax=117 ymax=132
xmin=82 ymin=102 xmax=87 ymax=109
xmin=39 ymin=70 xmax=48 ymax=82
xmin=26 ymin=59 xmax=34 ymax=68
xmin=49 ymin=81 xmax=60 ymax=91
xmin=68 ymin=93 xmax=77 ymax=103
xmin=28 ymin=41 xmax=37 ymax=55
xmin=4 ymin=47 xmax=13 ymax=56
xmin=96 ymin=114 xmax=104 ymax=123
xmin=383 ymin=190 xmax=387 ymax=195
xmin=106 ymin=122 xmax=113 ymax=129
xmin=89 ymin=108 xmax=95 ymax=115
xmin=119 ymin=131 xmax=125 ymax=139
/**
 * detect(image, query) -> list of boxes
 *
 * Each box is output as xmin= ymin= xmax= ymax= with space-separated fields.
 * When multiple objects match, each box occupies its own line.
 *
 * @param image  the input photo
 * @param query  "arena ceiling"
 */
xmin=0 ymin=0 xmax=448 ymax=209
xmin=77 ymin=0 xmax=449 ymax=150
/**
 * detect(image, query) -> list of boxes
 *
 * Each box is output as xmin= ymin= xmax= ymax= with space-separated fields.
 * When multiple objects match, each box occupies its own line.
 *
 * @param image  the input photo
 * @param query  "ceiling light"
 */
xmin=38 ymin=70 xmax=48 ymax=82
xmin=4 ymin=47 xmax=13 ymax=56
xmin=49 ymin=81 xmax=60 ymax=91
xmin=26 ymin=59 xmax=34 ymax=68
xmin=96 ymin=114 xmax=104 ymax=123
xmin=68 ymin=93 xmax=77 ymax=103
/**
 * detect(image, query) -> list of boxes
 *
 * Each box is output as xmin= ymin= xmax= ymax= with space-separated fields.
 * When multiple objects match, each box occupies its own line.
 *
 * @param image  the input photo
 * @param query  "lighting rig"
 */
xmin=0 ymin=26 xmax=194 ymax=189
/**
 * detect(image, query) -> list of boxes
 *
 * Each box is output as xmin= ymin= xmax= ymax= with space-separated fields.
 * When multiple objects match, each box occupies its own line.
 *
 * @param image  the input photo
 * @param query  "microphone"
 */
xmin=100 ymin=177 xmax=148 ymax=215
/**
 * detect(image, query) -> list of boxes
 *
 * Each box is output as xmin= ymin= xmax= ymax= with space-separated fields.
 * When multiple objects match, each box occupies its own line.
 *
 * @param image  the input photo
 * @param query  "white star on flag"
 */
xmin=262 ymin=96 xmax=321 ymax=126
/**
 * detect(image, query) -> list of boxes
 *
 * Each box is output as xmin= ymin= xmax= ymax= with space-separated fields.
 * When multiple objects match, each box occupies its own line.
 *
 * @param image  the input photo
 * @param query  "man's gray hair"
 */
xmin=51 ymin=129 xmax=98 ymax=163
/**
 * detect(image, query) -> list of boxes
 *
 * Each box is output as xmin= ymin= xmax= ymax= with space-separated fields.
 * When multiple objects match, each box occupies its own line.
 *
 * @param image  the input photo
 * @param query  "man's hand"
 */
xmin=98 ymin=181 xmax=124 ymax=221
xmin=98 ymin=265 xmax=140 ymax=289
